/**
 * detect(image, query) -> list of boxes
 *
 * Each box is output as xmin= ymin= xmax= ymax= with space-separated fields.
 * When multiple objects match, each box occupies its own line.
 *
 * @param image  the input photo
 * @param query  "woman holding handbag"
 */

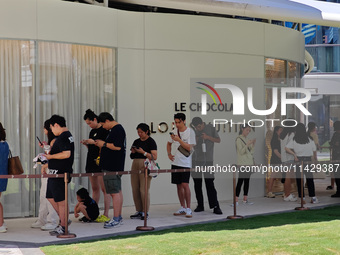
xmin=130 ymin=123 xmax=157 ymax=220
xmin=0 ymin=122 xmax=9 ymax=233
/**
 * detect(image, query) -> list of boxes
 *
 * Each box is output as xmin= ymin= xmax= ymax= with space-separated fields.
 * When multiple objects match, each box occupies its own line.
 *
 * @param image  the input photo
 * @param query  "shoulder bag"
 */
xmin=177 ymin=129 xmax=192 ymax=157
xmin=8 ymin=150 xmax=24 ymax=175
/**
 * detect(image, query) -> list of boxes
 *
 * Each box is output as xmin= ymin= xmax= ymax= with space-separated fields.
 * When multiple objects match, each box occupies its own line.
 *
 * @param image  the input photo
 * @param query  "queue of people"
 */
xmin=265 ymin=121 xmax=340 ymax=204
xmin=1 ymin=116 xmax=340 ymax=234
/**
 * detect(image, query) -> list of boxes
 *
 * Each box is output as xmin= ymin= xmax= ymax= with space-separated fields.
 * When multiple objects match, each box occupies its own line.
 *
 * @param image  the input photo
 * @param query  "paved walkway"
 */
xmin=1 ymin=178 xmax=339 ymax=255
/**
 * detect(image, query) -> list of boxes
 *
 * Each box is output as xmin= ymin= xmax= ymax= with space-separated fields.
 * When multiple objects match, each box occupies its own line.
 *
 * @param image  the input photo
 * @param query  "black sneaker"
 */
xmin=141 ymin=213 xmax=149 ymax=220
xmin=79 ymin=216 xmax=91 ymax=222
xmin=194 ymin=206 xmax=204 ymax=212
xmin=130 ymin=212 xmax=142 ymax=219
xmin=49 ymin=225 xmax=65 ymax=236
xmin=331 ymin=193 xmax=340 ymax=197
xmin=213 ymin=206 xmax=223 ymax=215
xmin=326 ymin=186 xmax=334 ymax=190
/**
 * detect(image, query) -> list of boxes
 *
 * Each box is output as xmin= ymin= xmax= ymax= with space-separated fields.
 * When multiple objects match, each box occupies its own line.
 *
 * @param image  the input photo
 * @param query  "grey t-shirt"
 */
xmin=193 ymin=123 xmax=219 ymax=162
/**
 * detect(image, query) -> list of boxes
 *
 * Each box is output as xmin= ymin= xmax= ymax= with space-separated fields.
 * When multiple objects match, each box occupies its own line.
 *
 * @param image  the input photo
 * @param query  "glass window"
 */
xmin=265 ymin=58 xmax=286 ymax=84
xmin=0 ymin=40 xmax=35 ymax=217
xmin=0 ymin=39 xmax=116 ymax=217
xmin=288 ymin=61 xmax=301 ymax=87
xmin=37 ymin=42 xmax=116 ymax=209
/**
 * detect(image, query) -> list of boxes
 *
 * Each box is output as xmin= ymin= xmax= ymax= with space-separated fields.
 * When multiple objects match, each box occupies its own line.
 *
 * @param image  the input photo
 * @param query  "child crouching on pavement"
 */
xmin=74 ymin=188 xmax=99 ymax=222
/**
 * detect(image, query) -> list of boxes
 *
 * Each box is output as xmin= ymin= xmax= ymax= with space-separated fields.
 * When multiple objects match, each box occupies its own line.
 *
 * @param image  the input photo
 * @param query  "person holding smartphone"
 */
xmin=81 ymin=109 xmax=110 ymax=222
xmin=129 ymin=123 xmax=157 ymax=220
xmin=167 ymin=113 xmax=196 ymax=218
xmin=31 ymin=119 xmax=59 ymax=231
xmin=234 ymin=124 xmax=256 ymax=205
xmin=191 ymin=117 xmax=222 ymax=215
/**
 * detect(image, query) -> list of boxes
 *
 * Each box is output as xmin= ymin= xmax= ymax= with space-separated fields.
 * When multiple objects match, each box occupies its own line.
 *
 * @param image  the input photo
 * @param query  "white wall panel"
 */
xmin=37 ymin=0 xmax=118 ymax=47
xmin=145 ymin=13 xmax=265 ymax=56
xmin=117 ymin=10 xmax=144 ymax=49
xmin=0 ymin=0 xmax=37 ymax=39
xmin=303 ymin=74 xmax=340 ymax=94
xmin=117 ymin=48 xmax=145 ymax=206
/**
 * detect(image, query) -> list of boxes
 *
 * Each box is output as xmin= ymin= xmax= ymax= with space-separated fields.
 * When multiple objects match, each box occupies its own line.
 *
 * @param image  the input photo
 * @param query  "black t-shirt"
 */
xmin=83 ymin=197 xmax=99 ymax=220
xmin=130 ymin=137 xmax=157 ymax=159
xmin=193 ymin=123 xmax=219 ymax=161
xmin=100 ymin=124 xmax=126 ymax=172
xmin=86 ymin=127 xmax=109 ymax=171
xmin=48 ymin=131 xmax=74 ymax=174
xmin=270 ymin=138 xmax=281 ymax=164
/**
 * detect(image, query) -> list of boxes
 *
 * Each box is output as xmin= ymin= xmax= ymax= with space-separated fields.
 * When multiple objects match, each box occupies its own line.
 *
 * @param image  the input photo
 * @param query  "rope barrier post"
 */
xmin=295 ymin=161 xmax=309 ymax=211
xmin=58 ymin=173 xmax=77 ymax=238
xmin=227 ymin=166 xmax=243 ymax=219
xmin=136 ymin=166 xmax=155 ymax=231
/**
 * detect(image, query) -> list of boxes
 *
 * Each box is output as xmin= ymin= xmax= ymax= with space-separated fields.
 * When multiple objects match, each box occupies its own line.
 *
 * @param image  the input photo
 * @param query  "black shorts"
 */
xmin=46 ymin=178 xmax=65 ymax=203
xmin=85 ymin=168 xmax=101 ymax=174
xmin=86 ymin=206 xmax=100 ymax=221
xmin=171 ymin=165 xmax=190 ymax=184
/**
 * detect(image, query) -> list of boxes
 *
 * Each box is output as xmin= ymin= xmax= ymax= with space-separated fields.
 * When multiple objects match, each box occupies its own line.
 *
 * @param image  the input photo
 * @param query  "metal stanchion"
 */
xmin=136 ymin=167 xmax=155 ymax=231
xmin=295 ymin=161 xmax=309 ymax=211
xmin=227 ymin=167 xmax=243 ymax=219
xmin=58 ymin=173 xmax=77 ymax=238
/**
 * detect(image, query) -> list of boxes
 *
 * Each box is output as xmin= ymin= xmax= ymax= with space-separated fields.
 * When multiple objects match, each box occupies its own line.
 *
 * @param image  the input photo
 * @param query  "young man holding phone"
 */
xmin=45 ymin=115 xmax=74 ymax=236
xmin=167 ymin=113 xmax=196 ymax=218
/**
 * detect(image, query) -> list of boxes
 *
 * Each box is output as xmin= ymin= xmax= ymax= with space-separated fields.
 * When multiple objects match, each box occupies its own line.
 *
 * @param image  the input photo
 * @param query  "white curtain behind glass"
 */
xmin=37 ymin=42 xmax=115 ymax=208
xmin=0 ymin=40 xmax=34 ymax=217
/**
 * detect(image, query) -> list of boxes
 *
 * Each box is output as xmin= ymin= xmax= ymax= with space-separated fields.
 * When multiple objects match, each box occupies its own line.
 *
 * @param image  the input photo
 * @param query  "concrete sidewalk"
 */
xmin=1 ymin=178 xmax=339 ymax=255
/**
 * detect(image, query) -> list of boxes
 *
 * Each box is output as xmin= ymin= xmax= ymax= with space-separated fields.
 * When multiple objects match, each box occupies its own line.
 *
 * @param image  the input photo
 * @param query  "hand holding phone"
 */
xmin=36 ymin=136 xmax=43 ymax=146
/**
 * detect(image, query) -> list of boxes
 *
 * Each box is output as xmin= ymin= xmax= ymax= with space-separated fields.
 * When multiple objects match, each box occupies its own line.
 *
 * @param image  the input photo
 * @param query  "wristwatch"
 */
xmin=103 ymin=142 xmax=107 ymax=148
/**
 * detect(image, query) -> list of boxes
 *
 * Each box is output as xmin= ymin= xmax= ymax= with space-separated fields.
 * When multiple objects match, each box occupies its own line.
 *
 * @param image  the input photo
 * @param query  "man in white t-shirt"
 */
xmin=167 ymin=113 xmax=196 ymax=218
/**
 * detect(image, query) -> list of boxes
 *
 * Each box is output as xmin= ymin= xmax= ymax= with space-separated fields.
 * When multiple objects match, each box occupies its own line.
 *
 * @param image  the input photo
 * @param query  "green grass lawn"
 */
xmin=42 ymin=206 xmax=340 ymax=255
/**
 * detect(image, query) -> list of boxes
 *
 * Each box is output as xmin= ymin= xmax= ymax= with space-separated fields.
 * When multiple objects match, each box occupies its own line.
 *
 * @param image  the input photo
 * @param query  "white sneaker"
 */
xmin=41 ymin=223 xmax=58 ymax=231
xmin=185 ymin=208 xmax=192 ymax=218
xmin=230 ymin=202 xmax=239 ymax=207
xmin=267 ymin=192 xmax=275 ymax=198
xmin=103 ymin=218 xmax=120 ymax=229
xmin=283 ymin=194 xmax=298 ymax=202
xmin=243 ymin=200 xmax=254 ymax=205
xmin=173 ymin=207 xmax=186 ymax=216
xmin=0 ymin=225 xmax=7 ymax=233
xmin=311 ymin=197 xmax=320 ymax=204
xmin=31 ymin=221 xmax=44 ymax=228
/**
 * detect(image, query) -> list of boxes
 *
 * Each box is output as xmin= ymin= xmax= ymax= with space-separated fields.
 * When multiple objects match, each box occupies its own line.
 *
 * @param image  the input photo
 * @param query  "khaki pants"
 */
xmin=131 ymin=159 xmax=152 ymax=212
